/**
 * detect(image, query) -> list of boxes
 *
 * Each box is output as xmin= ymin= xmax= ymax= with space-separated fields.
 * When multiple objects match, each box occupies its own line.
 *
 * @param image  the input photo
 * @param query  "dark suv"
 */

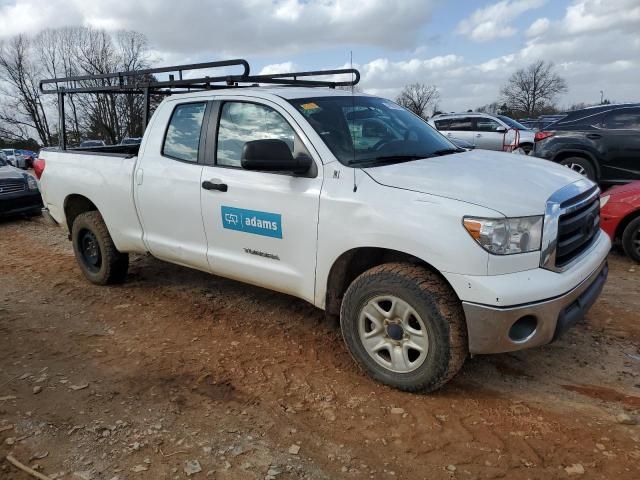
xmin=532 ymin=104 xmax=640 ymax=184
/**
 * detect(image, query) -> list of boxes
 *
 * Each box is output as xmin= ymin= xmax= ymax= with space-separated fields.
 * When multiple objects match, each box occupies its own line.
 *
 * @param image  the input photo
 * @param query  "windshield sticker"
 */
xmin=221 ymin=206 xmax=282 ymax=239
xmin=300 ymin=102 xmax=321 ymax=112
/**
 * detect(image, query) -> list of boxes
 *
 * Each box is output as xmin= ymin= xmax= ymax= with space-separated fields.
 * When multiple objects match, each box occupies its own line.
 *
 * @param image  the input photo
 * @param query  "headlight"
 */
xmin=26 ymin=175 xmax=38 ymax=190
xmin=600 ymin=195 xmax=610 ymax=208
xmin=463 ymin=216 xmax=543 ymax=255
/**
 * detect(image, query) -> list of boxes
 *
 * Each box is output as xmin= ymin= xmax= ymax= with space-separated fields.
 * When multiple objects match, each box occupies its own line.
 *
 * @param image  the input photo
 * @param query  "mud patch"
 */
xmin=562 ymin=383 xmax=640 ymax=408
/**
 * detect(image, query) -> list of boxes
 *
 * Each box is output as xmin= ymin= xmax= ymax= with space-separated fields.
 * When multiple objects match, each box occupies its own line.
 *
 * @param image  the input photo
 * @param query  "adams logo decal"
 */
xmin=221 ymin=206 xmax=282 ymax=239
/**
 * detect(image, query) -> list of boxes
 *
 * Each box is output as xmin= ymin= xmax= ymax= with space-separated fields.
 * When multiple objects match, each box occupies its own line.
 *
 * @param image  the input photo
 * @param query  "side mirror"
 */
xmin=241 ymin=139 xmax=311 ymax=174
xmin=496 ymin=126 xmax=508 ymax=133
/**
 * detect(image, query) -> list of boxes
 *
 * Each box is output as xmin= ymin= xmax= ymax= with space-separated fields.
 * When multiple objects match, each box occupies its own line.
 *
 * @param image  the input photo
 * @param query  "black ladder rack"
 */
xmin=39 ymin=58 xmax=360 ymax=150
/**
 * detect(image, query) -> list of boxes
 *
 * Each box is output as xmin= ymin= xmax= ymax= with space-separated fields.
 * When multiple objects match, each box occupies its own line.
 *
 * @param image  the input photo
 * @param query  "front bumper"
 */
xmin=463 ymin=259 xmax=608 ymax=354
xmin=0 ymin=191 xmax=43 ymax=216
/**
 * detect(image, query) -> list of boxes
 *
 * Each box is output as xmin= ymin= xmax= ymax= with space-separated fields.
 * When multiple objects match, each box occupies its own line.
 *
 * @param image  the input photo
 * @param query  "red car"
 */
xmin=600 ymin=181 xmax=640 ymax=262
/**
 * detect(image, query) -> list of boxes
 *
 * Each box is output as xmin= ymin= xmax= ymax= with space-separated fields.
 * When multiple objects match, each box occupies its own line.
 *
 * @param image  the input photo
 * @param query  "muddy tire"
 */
xmin=621 ymin=216 xmax=640 ymax=263
xmin=340 ymin=263 xmax=467 ymax=392
xmin=71 ymin=211 xmax=128 ymax=285
xmin=559 ymin=156 xmax=596 ymax=181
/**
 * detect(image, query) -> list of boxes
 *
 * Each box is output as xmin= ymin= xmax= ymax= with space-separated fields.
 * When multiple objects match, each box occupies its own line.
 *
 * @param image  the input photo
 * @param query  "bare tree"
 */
xmin=33 ymin=27 xmax=151 ymax=145
xmin=395 ymin=83 xmax=440 ymax=119
xmin=0 ymin=35 xmax=54 ymax=145
xmin=500 ymin=60 xmax=567 ymax=117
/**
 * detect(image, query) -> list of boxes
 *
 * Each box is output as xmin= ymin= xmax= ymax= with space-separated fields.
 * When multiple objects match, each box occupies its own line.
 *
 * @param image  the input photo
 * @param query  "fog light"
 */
xmin=509 ymin=315 xmax=538 ymax=342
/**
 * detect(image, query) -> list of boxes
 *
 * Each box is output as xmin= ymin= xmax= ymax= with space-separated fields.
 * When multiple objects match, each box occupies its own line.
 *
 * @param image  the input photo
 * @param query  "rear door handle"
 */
xmin=476 ymin=133 xmax=482 ymax=137
xmin=586 ymin=133 xmax=602 ymax=139
xmin=202 ymin=180 xmax=228 ymax=192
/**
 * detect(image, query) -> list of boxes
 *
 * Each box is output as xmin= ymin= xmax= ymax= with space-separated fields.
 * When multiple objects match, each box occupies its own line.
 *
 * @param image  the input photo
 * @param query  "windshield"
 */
xmin=289 ymin=96 xmax=459 ymax=167
xmin=497 ymin=115 xmax=529 ymax=130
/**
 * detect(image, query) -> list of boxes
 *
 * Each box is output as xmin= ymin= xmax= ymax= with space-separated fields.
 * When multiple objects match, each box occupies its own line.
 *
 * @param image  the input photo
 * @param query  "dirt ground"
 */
xmin=1 ymin=217 xmax=639 ymax=480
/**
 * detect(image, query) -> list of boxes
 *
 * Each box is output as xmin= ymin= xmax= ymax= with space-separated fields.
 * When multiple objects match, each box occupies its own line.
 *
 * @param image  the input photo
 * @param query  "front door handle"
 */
xmin=202 ymin=180 xmax=228 ymax=192
xmin=586 ymin=133 xmax=602 ymax=140
xmin=476 ymin=133 xmax=482 ymax=137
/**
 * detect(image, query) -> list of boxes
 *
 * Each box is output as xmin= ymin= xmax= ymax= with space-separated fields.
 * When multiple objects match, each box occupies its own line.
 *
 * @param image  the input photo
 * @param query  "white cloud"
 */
xmin=259 ymin=62 xmax=297 ymax=75
xmin=526 ymin=17 xmax=550 ymax=37
xmin=563 ymin=0 xmax=640 ymax=34
xmin=456 ymin=0 xmax=547 ymax=42
xmin=0 ymin=0 xmax=438 ymax=55
xmin=0 ymin=0 xmax=637 ymax=115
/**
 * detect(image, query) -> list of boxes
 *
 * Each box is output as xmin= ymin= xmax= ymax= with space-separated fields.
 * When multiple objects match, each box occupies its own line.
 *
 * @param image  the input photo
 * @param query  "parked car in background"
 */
xmin=600 ymin=181 xmax=640 ymax=262
xmin=79 ymin=140 xmax=107 ymax=148
xmin=17 ymin=149 xmax=38 ymax=169
xmin=532 ymin=103 xmax=640 ymax=184
xmin=1 ymin=148 xmax=27 ymax=169
xmin=0 ymin=153 xmax=43 ymax=217
xmin=429 ymin=112 xmax=535 ymax=154
xmin=120 ymin=137 xmax=142 ymax=145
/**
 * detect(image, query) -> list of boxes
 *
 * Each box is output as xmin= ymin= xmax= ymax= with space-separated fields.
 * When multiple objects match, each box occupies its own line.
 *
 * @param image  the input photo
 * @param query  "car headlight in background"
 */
xmin=600 ymin=195 xmax=610 ymax=208
xmin=26 ymin=175 xmax=38 ymax=191
xmin=463 ymin=216 xmax=543 ymax=255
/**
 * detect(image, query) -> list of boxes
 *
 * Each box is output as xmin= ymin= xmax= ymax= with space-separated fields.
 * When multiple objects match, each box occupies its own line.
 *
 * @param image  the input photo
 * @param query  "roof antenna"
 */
xmin=351 ymin=50 xmax=357 ymax=193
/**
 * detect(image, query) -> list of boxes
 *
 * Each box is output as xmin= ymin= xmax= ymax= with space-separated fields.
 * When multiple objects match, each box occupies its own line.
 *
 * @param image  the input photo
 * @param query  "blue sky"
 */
xmin=0 ymin=0 xmax=638 ymax=111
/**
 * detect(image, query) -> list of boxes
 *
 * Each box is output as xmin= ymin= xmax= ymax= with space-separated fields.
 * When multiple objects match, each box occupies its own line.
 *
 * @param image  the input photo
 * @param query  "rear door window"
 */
xmin=604 ymin=109 xmax=640 ymax=130
xmin=162 ymin=102 xmax=207 ymax=162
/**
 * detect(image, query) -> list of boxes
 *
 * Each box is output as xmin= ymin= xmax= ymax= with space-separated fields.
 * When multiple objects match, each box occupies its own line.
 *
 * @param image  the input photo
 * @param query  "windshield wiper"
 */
xmin=348 ymin=154 xmax=426 ymax=166
xmin=431 ymin=148 xmax=465 ymax=156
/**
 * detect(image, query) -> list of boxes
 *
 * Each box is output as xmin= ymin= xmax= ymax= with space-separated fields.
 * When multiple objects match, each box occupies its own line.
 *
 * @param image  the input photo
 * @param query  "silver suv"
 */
xmin=429 ymin=113 xmax=535 ymax=154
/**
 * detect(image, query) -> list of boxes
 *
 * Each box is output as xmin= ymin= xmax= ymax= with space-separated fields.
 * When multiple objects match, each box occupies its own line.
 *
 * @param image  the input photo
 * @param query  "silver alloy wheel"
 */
xmin=358 ymin=295 xmax=429 ymax=373
xmin=564 ymin=162 xmax=587 ymax=175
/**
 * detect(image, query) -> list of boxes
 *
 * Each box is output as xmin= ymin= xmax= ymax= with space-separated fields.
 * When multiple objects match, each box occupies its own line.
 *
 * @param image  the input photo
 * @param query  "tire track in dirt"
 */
xmin=1 ymin=218 xmax=640 ymax=479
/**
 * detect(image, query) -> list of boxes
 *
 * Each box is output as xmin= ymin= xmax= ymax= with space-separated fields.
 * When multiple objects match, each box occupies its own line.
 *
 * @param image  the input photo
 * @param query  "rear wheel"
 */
xmin=340 ymin=263 xmax=467 ymax=392
xmin=622 ymin=216 xmax=640 ymax=263
xmin=519 ymin=143 xmax=533 ymax=155
xmin=71 ymin=211 xmax=128 ymax=285
xmin=559 ymin=156 xmax=596 ymax=181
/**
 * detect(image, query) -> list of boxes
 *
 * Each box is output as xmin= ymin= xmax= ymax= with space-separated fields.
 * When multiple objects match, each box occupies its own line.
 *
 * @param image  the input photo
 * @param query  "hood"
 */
xmin=0 ymin=164 xmax=27 ymax=182
xmin=364 ymin=149 xmax=585 ymax=217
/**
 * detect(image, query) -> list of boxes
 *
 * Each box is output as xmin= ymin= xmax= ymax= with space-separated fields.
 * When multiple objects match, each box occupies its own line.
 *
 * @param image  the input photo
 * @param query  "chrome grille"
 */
xmin=556 ymin=195 xmax=600 ymax=268
xmin=0 ymin=182 xmax=26 ymax=195
xmin=540 ymin=179 xmax=601 ymax=272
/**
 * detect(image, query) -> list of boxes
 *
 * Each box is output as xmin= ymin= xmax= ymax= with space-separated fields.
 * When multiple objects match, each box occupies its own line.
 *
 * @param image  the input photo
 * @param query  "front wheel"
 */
xmin=71 ymin=211 xmax=129 ymax=285
xmin=622 ymin=216 xmax=640 ymax=263
xmin=340 ymin=263 xmax=468 ymax=392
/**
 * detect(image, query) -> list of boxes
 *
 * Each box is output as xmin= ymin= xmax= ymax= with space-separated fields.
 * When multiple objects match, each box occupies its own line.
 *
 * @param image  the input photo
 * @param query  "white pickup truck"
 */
xmin=36 ymin=63 xmax=610 ymax=392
